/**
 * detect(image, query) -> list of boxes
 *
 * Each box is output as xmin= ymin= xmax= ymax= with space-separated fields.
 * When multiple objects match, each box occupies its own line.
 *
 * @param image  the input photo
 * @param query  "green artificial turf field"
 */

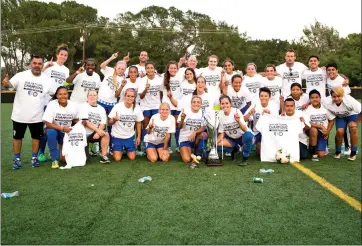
xmin=1 ymin=103 xmax=361 ymax=245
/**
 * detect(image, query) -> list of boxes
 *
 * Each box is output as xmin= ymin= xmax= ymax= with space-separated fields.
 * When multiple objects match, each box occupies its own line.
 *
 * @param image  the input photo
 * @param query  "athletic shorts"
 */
xmin=224 ymin=135 xmax=243 ymax=148
xmin=299 ymin=142 xmax=310 ymax=160
xmin=179 ymin=140 xmax=196 ymax=149
xmin=13 ymin=121 xmax=43 ymax=140
xmin=335 ymin=114 xmax=359 ymax=129
xmin=171 ymin=110 xmax=181 ymax=116
xmin=316 ymin=131 xmax=327 ymax=151
xmin=254 ymin=133 xmax=262 ymax=144
xmin=145 ymin=142 xmax=164 ymax=150
xmin=143 ymin=109 xmax=159 ymax=118
xmin=112 ymin=135 xmax=135 ymax=152
xmin=97 ymin=100 xmax=116 ymax=115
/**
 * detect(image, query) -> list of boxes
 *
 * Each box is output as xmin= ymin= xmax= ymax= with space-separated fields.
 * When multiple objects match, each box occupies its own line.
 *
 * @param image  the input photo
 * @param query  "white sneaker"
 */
xmin=348 ymin=155 xmax=357 ymax=161
xmin=59 ymin=165 xmax=72 ymax=170
xmin=225 ymin=152 xmax=232 ymax=157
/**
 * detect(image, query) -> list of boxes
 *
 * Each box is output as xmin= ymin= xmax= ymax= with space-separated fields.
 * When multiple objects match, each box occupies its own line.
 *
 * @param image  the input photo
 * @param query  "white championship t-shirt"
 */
xmin=78 ymin=103 xmax=107 ymax=136
xmin=282 ymin=110 xmax=311 ymax=146
xmin=43 ymin=99 xmax=78 ymax=127
xmin=108 ymin=103 xmax=144 ymax=139
xmin=178 ymin=67 xmax=202 ymax=79
xmin=227 ymin=85 xmax=253 ymax=110
xmin=177 ymin=108 xmax=204 ymax=143
xmin=138 ymin=76 xmax=164 ymax=111
xmin=70 ymin=72 xmax=101 ymax=104
xmin=43 ymin=62 xmax=70 ymax=104
xmin=10 ymin=70 xmax=54 ymax=123
xmin=162 ymin=72 xmax=184 ymax=110
xmin=302 ymin=68 xmax=327 ymax=97
xmin=180 ymin=80 xmax=196 ymax=97
xmin=179 ymin=92 xmax=218 ymax=114
xmin=62 ymin=121 xmax=87 ymax=167
xmin=244 ymin=101 xmax=280 ymax=134
xmin=322 ymin=95 xmax=361 ymax=118
xmin=326 ymin=74 xmax=351 ymax=95
xmin=260 ymin=76 xmax=283 ymax=107
xmin=255 ymin=114 xmax=303 ymax=162
xmin=99 ymin=67 xmax=126 ymax=104
xmin=144 ymin=113 xmax=176 ymax=145
xmin=200 ymin=67 xmax=222 ymax=97
xmin=305 ymin=105 xmax=335 ymax=131
xmin=225 ymin=71 xmax=237 ymax=86
xmin=242 ymin=74 xmax=263 ymax=101
xmin=119 ymin=78 xmax=141 ymax=104
xmin=219 ymin=108 xmax=250 ymax=139
xmin=286 ymin=94 xmax=309 ymax=111
xmin=276 ymin=62 xmax=308 ymax=96
xmin=125 ymin=64 xmax=146 ymax=77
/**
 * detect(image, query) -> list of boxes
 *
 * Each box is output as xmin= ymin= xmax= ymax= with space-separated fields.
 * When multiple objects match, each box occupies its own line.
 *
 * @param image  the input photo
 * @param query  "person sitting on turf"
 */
xmin=78 ymin=90 xmax=110 ymax=164
xmin=144 ymin=103 xmax=175 ymax=163
xmin=322 ymin=86 xmax=361 ymax=161
xmin=243 ymin=87 xmax=279 ymax=156
xmin=42 ymin=86 xmax=79 ymax=168
xmin=178 ymin=95 xmax=207 ymax=167
xmin=304 ymin=89 xmax=335 ymax=160
xmin=108 ymin=88 xmax=143 ymax=162
xmin=217 ymin=95 xmax=253 ymax=166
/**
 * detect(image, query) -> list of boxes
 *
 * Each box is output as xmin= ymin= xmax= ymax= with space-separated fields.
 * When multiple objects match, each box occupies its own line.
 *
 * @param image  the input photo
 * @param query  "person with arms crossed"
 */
xmin=2 ymin=55 xmax=54 ymax=169
xmin=305 ymin=89 xmax=335 ymax=160
xmin=66 ymin=58 xmax=101 ymax=104
xmin=144 ymin=103 xmax=175 ymax=163
xmin=217 ymin=96 xmax=253 ymax=166
xmin=108 ymin=88 xmax=143 ymax=162
xmin=79 ymin=90 xmax=111 ymax=164
xmin=38 ymin=44 xmax=70 ymax=162
xmin=42 ymin=86 xmax=78 ymax=169
xmin=322 ymin=87 xmax=361 ymax=161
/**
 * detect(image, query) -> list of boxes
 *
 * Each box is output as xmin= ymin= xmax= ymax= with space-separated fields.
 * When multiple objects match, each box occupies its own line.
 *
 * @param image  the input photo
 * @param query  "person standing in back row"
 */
xmin=2 ymin=55 xmax=54 ymax=169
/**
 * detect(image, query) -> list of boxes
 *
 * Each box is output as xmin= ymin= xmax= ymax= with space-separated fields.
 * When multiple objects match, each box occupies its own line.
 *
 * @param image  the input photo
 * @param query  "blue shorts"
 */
xmin=179 ymin=141 xmax=196 ymax=149
xmin=171 ymin=110 xmax=181 ymax=116
xmin=112 ymin=135 xmax=136 ymax=152
xmin=240 ymin=106 xmax=248 ymax=114
xmin=335 ymin=114 xmax=359 ymax=129
xmin=225 ymin=135 xmax=243 ymax=148
xmin=97 ymin=100 xmax=116 ymax=115
xmin=253 ymin=133 xmax=262 ymax=144
xmin=316 ymin=131 xmax=327 ymax=151
xmin=145 ymin=142 xmax=164 ymax=150
xmin=143 ymin=109 xmax=159 ymax=118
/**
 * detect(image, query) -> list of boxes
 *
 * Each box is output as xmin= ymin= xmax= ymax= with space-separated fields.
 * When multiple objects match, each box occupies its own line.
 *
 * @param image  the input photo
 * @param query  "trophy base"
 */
xmin=205 ymin=158 xmax=223 ymax=166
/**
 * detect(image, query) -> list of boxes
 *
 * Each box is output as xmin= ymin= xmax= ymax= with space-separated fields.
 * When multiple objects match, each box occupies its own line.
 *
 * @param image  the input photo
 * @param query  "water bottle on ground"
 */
xmin=259 ymin=168 xmax=274 ymax=174
xmin=138 ymin=176 xmax=152 ymax=183
xmin=1 ymin=191 xmax=20 ymax=199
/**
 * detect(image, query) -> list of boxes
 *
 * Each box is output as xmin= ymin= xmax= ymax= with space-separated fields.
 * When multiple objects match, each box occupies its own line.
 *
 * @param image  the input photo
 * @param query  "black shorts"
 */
xmin=87 ymin=132 xmax=101 ymax=143
xmin=12 ymin=121 xmax=44 ymax=140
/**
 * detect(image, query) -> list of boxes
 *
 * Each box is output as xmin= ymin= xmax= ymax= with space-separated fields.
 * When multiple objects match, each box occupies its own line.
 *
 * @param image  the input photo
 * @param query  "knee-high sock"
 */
xmin=47 ymin=129 xmax=58 ymax=161
xmin=38 ymin=134 xmax=47 ymax=154
xmin=141 ymin=129 xmax=147 ymax=148
xmin=107 ymin=125 xmax=112 ymax=150
xmin=242 ymin=132 xmax=253 ymax=158
xmin=175 ymin=128 xmax=180 ymax=148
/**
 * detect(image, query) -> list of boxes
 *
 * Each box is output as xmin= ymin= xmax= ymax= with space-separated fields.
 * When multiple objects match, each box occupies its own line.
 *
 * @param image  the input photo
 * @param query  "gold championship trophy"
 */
xmin=204 ymin=105 xmax=223 ymax=166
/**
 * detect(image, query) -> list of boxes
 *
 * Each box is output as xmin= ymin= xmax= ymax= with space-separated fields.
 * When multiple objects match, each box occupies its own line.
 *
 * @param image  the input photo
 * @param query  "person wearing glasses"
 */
xmin=276 ymin=49 xmax=308 ymax=97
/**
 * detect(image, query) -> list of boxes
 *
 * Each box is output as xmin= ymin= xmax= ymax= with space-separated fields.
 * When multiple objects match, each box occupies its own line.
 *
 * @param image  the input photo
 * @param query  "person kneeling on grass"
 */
xmin=217 ymin=96 xmax=253 ymax=166
xmin=42 ymin=86 xmax=78 ymax=169
xmin=108 ymin=88 xmax=143 ymax=162
xmin=322 ymin=86 xmax=361 ymax=161
xmin=144 ymin=103 xmax=175 ymax=163
xmin=178 ymin=96 xmax=207 ymax=168
xmin=304 ymin=89 xmax=335 ymax=160
xmin=79 ymin=90 xmax=110 ymax=164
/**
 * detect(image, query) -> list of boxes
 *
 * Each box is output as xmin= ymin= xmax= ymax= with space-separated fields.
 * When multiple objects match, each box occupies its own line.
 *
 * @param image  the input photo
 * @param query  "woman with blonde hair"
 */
xmin=144 ymin=103 xmax=175 ymax=162
xmin=322 ymin=86 xmax=361 ymax=161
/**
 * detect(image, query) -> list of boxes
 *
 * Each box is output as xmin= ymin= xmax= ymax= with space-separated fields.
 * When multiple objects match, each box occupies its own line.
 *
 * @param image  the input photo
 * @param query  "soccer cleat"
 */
xmin=168 ymin=147 xmax=173 ymax=154
xmin=311 ymin=155 xmax=319 ymax=162
xmin=347 ymin=155 xmax=357 ymax=161
xmin=100 ymin=155 xmax=111 ymax=164
xmin=12 ymin=158 xmax=22 ymax=170
xmin=334 ymin=153 xmax=341 ymax=159
xmin=225 ymin=152 xmax=232 ymax=157
xmin=238 ymin=160 xmax=248 ymax=166
xmin=59 ymin=165 xmax=72 ymax=170
xmin=37 ymin=153 xmax=47 ymax=162
xmin=31 ymin=157 xmax=40 ymax=168
xmin=51 ymin=160 xmax=59 ymax=169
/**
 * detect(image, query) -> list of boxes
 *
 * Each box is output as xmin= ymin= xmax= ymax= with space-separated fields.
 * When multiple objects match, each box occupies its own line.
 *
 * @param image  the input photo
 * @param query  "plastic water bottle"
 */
xmin=138 ymin=176 xmax=152 ymax=183
xmin=1 ymin=191 xmax=20 ymax=199
xmin=259 ymin=168 xmax=274 ymax=174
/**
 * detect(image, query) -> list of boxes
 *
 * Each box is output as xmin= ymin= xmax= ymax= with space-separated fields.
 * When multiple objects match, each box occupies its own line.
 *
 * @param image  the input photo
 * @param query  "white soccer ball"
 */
xmin=275 ymin=149 xmax=283 ymax=161
xmin=280 ymin=154 xmax=289 ymax=164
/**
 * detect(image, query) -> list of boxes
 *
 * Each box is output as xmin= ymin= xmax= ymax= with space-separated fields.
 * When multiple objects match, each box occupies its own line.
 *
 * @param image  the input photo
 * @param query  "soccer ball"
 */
xmin=275 ymin=149 xmax=290 ymax=164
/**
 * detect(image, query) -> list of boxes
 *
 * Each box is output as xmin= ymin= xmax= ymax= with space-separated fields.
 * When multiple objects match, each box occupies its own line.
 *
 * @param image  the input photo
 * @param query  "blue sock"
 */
xmin=175 ymin=128 xmax=180 ymax=148
xmin=141 ymin=129 xmax=147 ymax=148
xmin=351 ymin=146 xmax=358 ymax=152
xmin=242 ymin=132 xmax=253 ymax=158
xmin=32 ymin=152 xmax=37 ymax=158
xmin=38 ymin=134 xmax=47 ymax=154
xmin=107 ymin=125 xmax=112 ymax=150
xmin=14 ymin=153 xmax=20 ymax=159
xmin=47 ymin=129 xmax=59 ymax=161
xmin=336 ymin=146 xmax=342 ymax=152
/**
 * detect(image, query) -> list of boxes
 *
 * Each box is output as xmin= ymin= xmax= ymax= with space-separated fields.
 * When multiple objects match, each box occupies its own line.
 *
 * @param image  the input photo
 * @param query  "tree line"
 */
xmin=1 ymin=0 xmax=361 ymax=86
